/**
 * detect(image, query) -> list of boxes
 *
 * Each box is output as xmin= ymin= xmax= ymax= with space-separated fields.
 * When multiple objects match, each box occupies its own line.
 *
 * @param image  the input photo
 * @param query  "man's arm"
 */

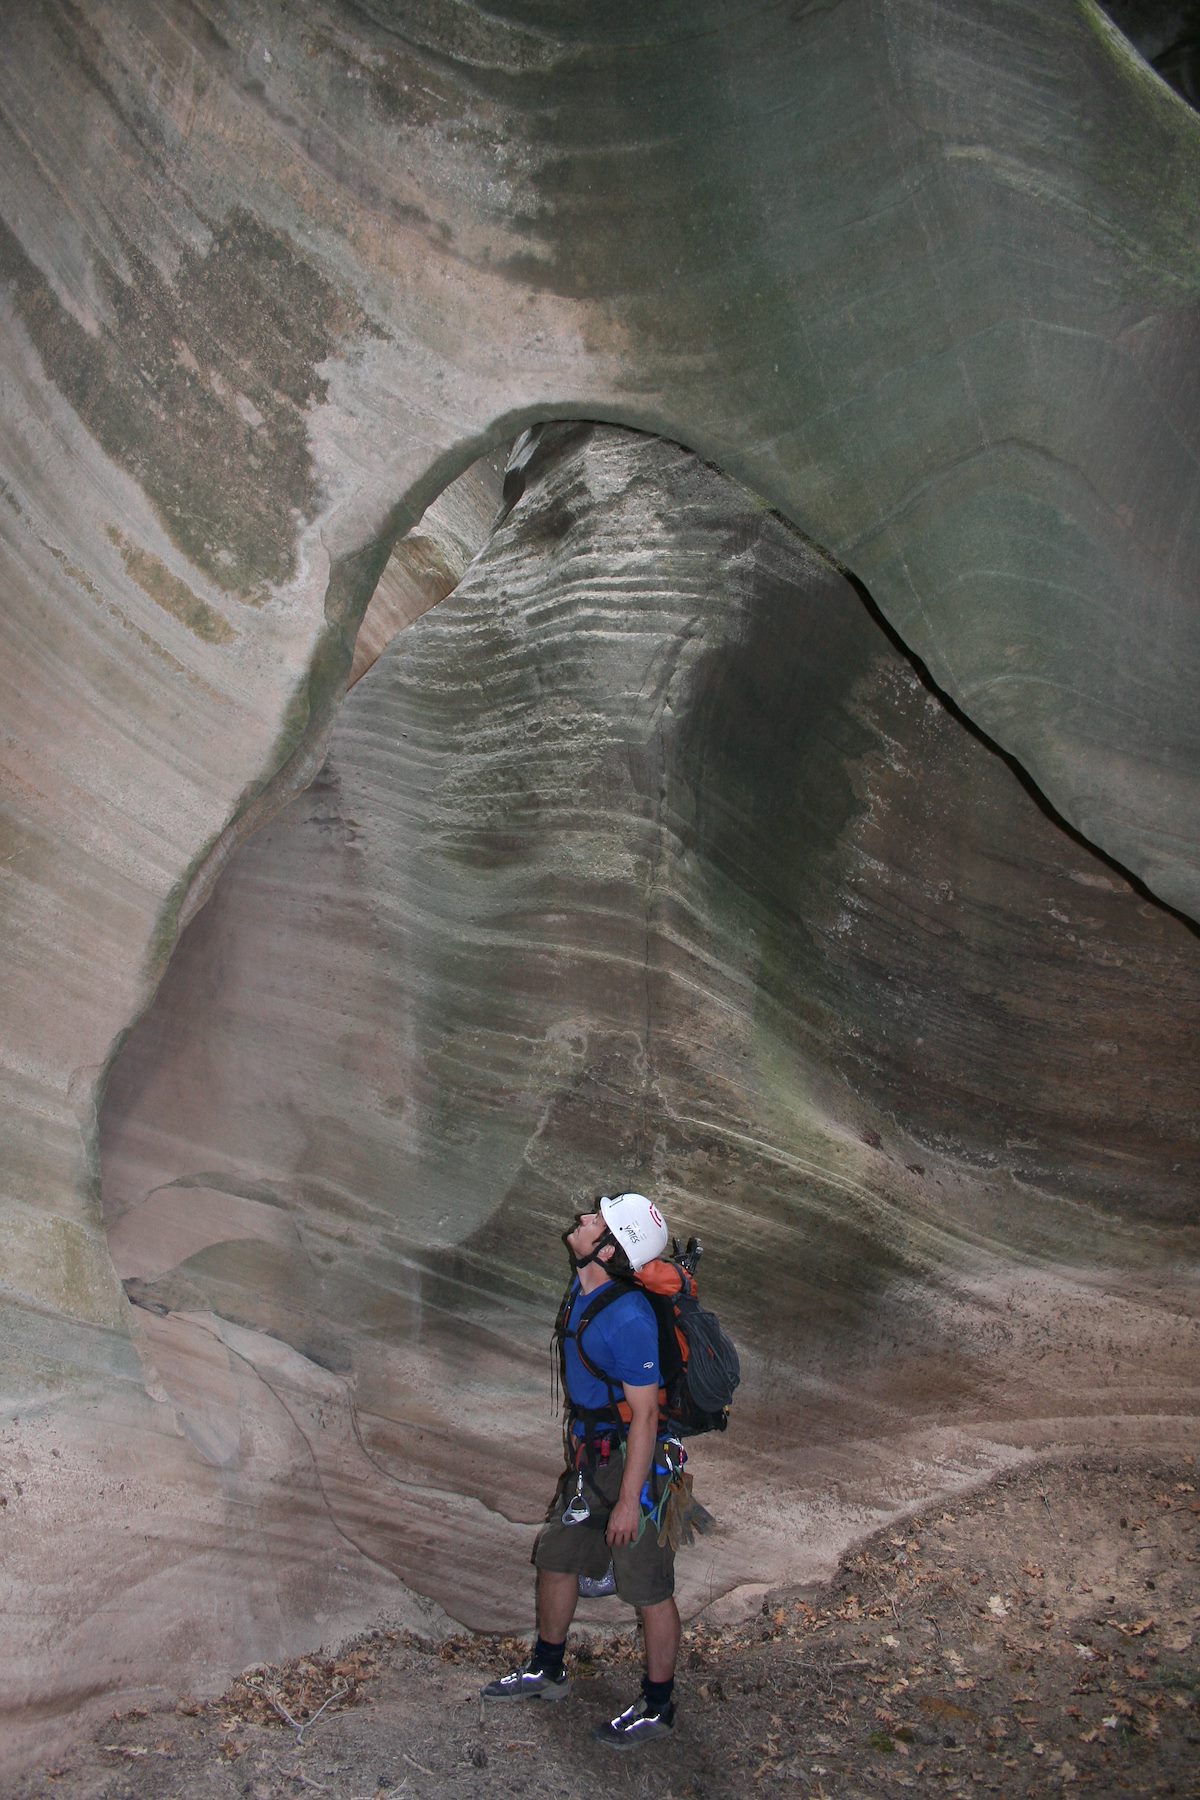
xmin=606 ymin=1381 xmax=659 ymax=1548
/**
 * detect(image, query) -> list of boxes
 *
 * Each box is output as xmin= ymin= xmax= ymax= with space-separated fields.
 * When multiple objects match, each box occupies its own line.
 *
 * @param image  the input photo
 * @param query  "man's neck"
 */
xmin=576 ymin=1261 xmax=614 ymax=1295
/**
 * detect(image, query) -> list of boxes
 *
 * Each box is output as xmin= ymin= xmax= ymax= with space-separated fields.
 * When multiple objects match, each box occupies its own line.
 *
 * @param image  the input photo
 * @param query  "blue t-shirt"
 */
xmin=563 ymin=1278 xmax=660 ymax=1414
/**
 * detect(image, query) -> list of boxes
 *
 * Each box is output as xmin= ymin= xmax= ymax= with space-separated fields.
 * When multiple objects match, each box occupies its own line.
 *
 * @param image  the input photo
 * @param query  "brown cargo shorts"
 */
xmin=532 ymin=1445 xmax=675 ymax=1608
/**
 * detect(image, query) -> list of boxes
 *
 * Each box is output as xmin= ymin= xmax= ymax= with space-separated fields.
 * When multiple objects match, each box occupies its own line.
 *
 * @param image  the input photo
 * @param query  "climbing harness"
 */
xmin=560 ymin=1434 xmax=689 ymax=1544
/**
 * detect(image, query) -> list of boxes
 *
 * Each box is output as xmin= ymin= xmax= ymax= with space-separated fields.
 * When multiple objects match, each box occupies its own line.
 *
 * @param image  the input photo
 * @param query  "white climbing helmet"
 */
xmin=599 ymin=1191 xmax=669 ymax=1271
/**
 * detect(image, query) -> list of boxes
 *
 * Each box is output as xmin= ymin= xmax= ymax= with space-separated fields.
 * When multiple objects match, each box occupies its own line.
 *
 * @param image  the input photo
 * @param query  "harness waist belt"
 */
xmin=570 ymin=1416 xmax=619 ymax=1439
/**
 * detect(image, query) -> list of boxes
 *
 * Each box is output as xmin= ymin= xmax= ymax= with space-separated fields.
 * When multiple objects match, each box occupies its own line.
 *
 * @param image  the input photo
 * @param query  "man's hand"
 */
xmin=606 ymin=1492 xmax=642 ymax=1547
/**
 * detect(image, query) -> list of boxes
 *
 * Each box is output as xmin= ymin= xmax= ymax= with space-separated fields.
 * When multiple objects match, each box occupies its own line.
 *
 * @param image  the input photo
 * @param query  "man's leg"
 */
xmin=480 ymin=1572 xmax=575 ymax=1701
xmin=639 ymin=1596 xmax=681 ymax=1683
xmin=536 ymin=1567 xmax=579 ymax=1644
xmin=593 ymin=1583 xmax=680 ymax=1746
xmin=481 ymin=1519 xmax=589 ymax=1702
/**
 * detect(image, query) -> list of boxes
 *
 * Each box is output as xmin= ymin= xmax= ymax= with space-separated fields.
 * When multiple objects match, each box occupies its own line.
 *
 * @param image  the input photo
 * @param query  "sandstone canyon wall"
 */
xmin=1 ymin=0 xmax=1198 ymax=1771
xmin=99 ymin=420 xmax=1200 ymax=1628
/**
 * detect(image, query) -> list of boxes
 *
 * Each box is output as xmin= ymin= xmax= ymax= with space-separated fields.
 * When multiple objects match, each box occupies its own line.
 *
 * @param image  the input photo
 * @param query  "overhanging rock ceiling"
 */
xmin=97 ymin=412 xmax=1200 ymax=1693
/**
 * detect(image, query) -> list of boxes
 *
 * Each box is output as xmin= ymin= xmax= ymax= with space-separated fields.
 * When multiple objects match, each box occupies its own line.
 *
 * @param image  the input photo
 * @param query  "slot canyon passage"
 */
xmin=2 ymin=0 xmax=1200 ymax=1781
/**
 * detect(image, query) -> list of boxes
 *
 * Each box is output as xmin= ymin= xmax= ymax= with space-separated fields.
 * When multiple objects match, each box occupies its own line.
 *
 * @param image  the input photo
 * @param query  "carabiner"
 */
xmin=561 ymin=1471 xmax=591 ymax=1525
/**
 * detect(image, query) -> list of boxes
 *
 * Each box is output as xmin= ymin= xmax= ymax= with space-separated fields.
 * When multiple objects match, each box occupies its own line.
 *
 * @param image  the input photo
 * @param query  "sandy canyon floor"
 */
xmin=12 ymin=1454 xmax=1199 ymax=1800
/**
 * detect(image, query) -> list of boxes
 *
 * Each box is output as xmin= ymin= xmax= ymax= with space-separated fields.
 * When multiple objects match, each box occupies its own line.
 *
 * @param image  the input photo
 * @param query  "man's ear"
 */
xmin=597 ymin=1241 xmax=615 ymax=1263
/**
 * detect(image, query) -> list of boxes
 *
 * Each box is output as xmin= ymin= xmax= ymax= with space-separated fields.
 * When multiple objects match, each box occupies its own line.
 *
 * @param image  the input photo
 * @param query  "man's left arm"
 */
xmin=606 ymin=1382 xmax=659 ymax=1547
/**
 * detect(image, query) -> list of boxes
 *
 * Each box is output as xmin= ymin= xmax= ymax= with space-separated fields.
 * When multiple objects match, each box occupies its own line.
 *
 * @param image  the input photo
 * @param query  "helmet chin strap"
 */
xmin=565 ymin=1225 xmax=619 ymax=1272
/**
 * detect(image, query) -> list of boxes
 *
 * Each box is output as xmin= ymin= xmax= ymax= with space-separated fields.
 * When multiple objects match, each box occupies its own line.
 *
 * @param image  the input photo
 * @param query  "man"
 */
xmin=481 ymin=1191 xmax=682 ymax=1747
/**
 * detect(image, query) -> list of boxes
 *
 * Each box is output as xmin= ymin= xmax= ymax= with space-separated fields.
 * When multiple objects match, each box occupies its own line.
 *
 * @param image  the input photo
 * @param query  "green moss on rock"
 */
xmin=0 ymin=208 xmax=370 ymax=597
xmin=107 ymin=528 xmax=234 ymax=643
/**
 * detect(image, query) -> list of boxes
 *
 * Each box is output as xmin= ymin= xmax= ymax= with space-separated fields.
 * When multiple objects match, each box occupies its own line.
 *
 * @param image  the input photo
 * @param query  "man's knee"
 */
xmin=637 ymin=1596 xmax=679 ymax=1622
xmin=639 ymin=1596 xmax=682 ymax=1641
xmin=537 ymin=1568 xmax=578 ymax=1600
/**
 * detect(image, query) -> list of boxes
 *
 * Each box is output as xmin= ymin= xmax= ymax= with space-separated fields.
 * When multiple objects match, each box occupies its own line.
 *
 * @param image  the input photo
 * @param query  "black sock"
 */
xmin=642 ymin=1673 xmax=674 ymax=1712
xmin=533 ymin=1634 xmax=565 ymax=1674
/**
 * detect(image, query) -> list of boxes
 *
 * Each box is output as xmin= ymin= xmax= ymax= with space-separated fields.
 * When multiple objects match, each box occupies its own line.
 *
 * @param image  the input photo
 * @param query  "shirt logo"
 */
xmin=643 ymin=1360 xmax=654 ymax=1368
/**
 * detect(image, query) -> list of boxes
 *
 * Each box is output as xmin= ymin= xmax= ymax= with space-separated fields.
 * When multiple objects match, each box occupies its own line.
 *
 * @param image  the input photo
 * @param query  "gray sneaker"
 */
xmin=480 ymin=1658 xmax=571 ymax=1702
xmin=594 ymin=1695 xmax=676 ymax=1747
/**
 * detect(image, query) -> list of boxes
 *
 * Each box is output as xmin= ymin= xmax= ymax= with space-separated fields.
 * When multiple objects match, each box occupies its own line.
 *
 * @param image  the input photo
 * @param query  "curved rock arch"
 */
xmin=91 ymin=415 xmax=1200 ymax=1727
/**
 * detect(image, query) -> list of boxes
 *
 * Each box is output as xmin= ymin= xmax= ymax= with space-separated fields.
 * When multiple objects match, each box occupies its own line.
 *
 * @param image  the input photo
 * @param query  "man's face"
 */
xmin=566 ymin=1209 xmax=609 ymax=1261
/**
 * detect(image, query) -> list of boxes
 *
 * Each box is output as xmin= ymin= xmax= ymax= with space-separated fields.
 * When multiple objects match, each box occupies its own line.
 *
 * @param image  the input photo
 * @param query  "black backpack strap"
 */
xmin=553 ymin=1281 xmax=617 ymax=1449
xmin=557 ymin=1281 xmax=638 ymax=1439
xmin=571 ymin=1282 xmax=628 ymax=1426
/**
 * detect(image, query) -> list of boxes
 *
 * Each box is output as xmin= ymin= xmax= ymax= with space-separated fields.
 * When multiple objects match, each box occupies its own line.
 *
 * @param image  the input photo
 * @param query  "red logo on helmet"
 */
xmin=649 ymin=1204 xmax=663 ymax=1227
